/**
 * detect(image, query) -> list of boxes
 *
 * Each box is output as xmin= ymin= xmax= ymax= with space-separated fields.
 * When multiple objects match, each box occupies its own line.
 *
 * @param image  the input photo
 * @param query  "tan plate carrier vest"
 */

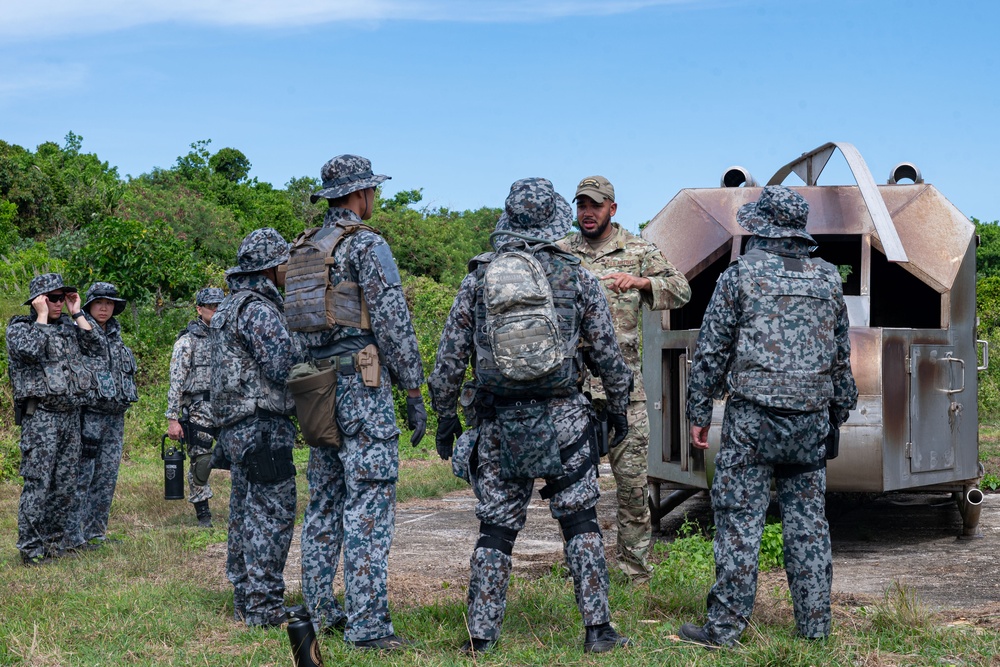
xmin=285 ymin=222 xmax=374 ymax=333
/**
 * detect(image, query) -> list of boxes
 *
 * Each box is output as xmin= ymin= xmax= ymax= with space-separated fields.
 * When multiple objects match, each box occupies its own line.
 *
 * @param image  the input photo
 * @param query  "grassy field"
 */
xmin=2 ymin=290 xmax=1000 ymax=665
xmin=1 ymin=441 xmax=999 ymax=667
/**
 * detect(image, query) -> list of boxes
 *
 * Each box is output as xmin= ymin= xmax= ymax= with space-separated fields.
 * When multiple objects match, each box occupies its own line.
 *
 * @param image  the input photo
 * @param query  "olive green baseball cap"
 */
xmin=574 ymin=175 xmax=615 ymax=203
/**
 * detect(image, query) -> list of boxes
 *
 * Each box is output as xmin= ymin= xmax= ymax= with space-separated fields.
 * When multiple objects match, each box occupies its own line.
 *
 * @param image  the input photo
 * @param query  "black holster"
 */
xmin=825 ymin=421 xmax=841 ymax=461
xmin=593 ymin=408 xmax=610 ymax=459
xmin=81 ymin=409 xmax=100 ymax=459
xmin=15 ymin=398 xmax=38 ymax=426
xmin=181 ymin=419 xmax=217 ymax=454
xmin=825 ymin=407 xmax=842 ymax=461
xmin=244 ymin=419 xmax=295 ymax=484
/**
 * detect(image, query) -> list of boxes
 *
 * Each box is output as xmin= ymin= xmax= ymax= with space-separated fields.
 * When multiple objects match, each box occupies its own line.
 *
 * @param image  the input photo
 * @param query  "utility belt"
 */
xmin=473 ymin=390 xmax=576 ymax=421
xmin=314 ymin=351 xmax=380 ymax=387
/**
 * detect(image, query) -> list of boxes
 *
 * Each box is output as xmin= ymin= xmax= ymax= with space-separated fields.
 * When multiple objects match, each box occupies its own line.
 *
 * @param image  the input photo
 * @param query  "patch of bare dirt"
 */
xmin=217 ymin=463 xmax=1000 ymax=625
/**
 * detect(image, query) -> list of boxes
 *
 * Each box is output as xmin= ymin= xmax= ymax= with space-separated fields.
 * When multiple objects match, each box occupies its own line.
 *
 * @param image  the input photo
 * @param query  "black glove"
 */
xmin=607 ymin=412 xmax=628 ymax=449
xmin=435 ymin=414 xmax=463 ymax=461
xmin=405 ymin=396 xmax=428 ymax=446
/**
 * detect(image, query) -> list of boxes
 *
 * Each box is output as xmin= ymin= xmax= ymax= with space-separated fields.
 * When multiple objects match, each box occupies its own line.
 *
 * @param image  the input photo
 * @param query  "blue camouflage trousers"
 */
xmin=300 ymin=370 xmax=400 ymax=643
xmin=65 ymin=410 xmax=125 ymax=547
xmin=219 ymin=416 xmax=297 ymax=626
xmin=704 ymin=399 xmax=832 ymax=645
xmin=468 ymin=395 xmax=611 ymax=641
xmin=17 ymin=406 xmax=82 ymax=559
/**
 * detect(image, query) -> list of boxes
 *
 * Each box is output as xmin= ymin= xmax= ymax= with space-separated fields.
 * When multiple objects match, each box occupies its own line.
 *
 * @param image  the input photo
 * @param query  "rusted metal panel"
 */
xmin=848 ymin=328 xmax=882 ymax=397
xmin=644 ymin=189 xmax=742 ymax=278
xmin=909 ymin=345 xmax=958 ymax=473
xmin=828 ymin=424 xmax=884 ymax=492
xmin=880 ymin=185 xmax=975 ymax=293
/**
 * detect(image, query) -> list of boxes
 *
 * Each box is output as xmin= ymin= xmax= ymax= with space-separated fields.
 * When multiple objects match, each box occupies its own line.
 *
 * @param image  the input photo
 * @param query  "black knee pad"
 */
xmin=559 ymin=507 xmax=600 ymax=542
xmin=475 ymin=522 xmax=518 ymax=556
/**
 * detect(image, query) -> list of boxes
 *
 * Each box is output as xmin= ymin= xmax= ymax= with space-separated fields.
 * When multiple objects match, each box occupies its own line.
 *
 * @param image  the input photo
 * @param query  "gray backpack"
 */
xmin=483 ymin=246 xmax=562 ymax=382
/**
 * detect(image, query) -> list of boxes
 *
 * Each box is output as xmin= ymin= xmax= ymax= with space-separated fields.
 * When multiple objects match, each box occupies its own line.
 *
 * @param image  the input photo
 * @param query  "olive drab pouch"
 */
xmin=756 ymin=407 xmax=829 ymax=465
xmin=287 ymin=362 xmax=341 ymax=449
xmin=496 ymin=400 xmax=562 ymax=480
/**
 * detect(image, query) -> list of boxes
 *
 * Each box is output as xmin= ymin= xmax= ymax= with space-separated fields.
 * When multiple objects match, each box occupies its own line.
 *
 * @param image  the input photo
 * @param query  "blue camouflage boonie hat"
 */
xmin=225 ymin=228 xmax=291 ymax=277
xmin=737 ymin=185 xmax=814 ymax=242
xmin=83 ymin=282 xmax=127 ymax=316
xmin=195 ymin=287 xmax=225 ymax=306
xmin=493 ymin=177 xmax=573 ymax=244
xmin=310 ymin=154 xmax=391 ymax=204
xmin=24 ymin=273 xmax=77 ymax=305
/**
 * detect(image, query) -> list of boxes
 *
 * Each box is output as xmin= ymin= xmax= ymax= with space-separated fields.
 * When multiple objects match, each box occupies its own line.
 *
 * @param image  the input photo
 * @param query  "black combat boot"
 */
xmin=583 ymin=623 xmax=632 ymax=653
xmin=460 ymin=637 xmax=498 ymax=655
xmin=677 ymin=622 xmax=722 ymax=650
xmin=194 ymin=501 xmax=212 ymax=528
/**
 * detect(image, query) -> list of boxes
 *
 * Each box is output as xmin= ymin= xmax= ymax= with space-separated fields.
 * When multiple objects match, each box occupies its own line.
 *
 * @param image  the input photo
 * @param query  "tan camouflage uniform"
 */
xmin=558 ymin=223 xmax=690 ymax=580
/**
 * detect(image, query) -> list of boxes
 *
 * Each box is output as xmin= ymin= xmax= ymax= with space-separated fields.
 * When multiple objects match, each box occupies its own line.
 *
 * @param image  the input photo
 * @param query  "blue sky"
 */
xmin=1 ymin=0 xmax=997 ymax=232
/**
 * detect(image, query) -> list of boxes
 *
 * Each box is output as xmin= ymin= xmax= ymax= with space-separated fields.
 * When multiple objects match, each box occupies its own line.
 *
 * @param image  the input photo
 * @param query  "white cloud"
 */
xmin=0 ymin=0 xmax=696 ymax=40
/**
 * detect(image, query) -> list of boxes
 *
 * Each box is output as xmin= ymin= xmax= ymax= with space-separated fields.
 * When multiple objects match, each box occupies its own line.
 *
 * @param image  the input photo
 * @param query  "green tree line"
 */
xmin=0 ymin=134 xmax=499 ymax=478
xmin=1 ymin=133 xmax=999 ymax=479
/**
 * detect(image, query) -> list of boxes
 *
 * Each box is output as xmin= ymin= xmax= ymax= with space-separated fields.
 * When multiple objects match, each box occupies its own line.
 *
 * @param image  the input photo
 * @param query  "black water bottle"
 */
xmin=287 ymin=605 xmax=323 ymax=667
xmin=161 ymin=434 xmax=186 ymax=500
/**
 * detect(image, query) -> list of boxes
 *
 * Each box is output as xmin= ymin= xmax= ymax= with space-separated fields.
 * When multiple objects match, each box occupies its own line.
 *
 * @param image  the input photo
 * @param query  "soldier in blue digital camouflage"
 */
xmin=428 ymin=177 xmax=635 ymax=655
xmin=65 ymin=282 xmax=138 ymax=551
xmin=558 ymin=175 xmax=691 ymax=583
xmin=210 ymin=228 xmax=301 ymax=628
xmin=291 ymin=155 xmax=426 ymax=650
xmin=6 ymin=273 xmax=102 ymax=566
xmin=166 ymin=286 xmax=226 ymax=528
xmin=678 ymin=185 xmax=858 ymax=648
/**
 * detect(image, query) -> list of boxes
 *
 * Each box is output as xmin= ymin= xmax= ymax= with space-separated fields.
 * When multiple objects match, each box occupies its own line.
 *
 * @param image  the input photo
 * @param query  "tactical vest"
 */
xmin=209 ymin=291 xmax=296 ymax=426
xmin=84 ymin=319 xmax=139 ymax=411
xmin=6 ymin=314 xmax=96 ymax=411
xmin=285 ymin=221 xmax=374 ymax=333
xmin=178 ymin=319 xmax=213 ymax=399
xmin=472 ymin=246 xmax=582 ymax=398
xmin=729 ymin=248 xmax=841 ymax=412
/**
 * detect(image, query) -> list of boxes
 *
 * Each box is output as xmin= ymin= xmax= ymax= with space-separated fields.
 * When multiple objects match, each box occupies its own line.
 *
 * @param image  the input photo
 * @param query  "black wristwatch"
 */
xmin=71 ymin=311 xmax=86 ymax=319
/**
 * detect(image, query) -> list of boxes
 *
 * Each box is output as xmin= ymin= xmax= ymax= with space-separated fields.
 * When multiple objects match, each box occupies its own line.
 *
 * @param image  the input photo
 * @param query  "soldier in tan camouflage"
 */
xmin=558 ymin=175 xmax=691 ymax=582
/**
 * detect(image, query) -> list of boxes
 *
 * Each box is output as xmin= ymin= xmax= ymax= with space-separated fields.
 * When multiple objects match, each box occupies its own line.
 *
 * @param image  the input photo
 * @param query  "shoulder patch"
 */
xmin=372 ymin=241 xmax=402 ymax=287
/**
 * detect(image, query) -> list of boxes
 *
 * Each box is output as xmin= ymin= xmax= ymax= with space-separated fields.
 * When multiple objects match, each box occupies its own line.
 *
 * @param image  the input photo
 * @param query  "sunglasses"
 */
xmin=46 ymin=293 xmax=67 ymax=303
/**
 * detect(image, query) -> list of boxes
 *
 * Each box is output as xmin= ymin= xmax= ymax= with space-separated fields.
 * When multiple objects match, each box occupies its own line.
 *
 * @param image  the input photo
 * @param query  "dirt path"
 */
xmin=279 ymin=466 xmax=1000 ymax=618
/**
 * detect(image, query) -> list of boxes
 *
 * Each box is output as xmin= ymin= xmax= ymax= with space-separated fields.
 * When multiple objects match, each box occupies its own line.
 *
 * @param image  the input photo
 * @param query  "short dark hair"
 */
xmin=327 ymin=193 xmax=351 ymax=208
